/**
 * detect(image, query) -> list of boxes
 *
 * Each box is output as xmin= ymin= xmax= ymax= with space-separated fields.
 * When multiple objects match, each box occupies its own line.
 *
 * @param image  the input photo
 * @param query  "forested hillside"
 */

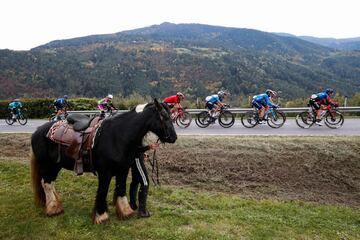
xmin=1 ymin=22 xmax=360 ymax=100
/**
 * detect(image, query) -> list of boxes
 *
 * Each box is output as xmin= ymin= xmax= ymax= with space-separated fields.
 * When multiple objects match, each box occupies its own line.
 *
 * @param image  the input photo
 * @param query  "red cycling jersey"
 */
xmin=163 ymin=95 xmax=180 ymax=104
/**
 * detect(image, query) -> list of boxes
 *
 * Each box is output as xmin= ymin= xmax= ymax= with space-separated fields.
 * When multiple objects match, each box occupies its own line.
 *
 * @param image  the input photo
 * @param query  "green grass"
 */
xmin=1 ymin=160 xmax=359 ymax=240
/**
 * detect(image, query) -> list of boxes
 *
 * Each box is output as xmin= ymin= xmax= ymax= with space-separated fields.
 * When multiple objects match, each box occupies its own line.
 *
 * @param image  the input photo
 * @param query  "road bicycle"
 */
xmin=195 ymin=104 xmax=235 ymax=128
xmin=295 ymin=103 xmax=344 ymax=129
xmin=5 ymin=109 xmax=28 ymax=125
xmin=49 ymin=109 xmax=68 ymax=121
xmin=171 ymin=107 xmax=192 ymax=128
xmin=241 ymin=106 xmax=286 ymax=128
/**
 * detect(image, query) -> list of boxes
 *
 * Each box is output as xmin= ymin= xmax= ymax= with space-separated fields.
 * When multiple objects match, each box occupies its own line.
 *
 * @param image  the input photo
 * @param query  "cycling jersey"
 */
xmin=205 ymin=94 xmax=221 ymax=104
xmin=309 ymin=91 xmax=333 ymax=110
xmin=311 ymin=92 xmax=331 ymax=103
xmin=97 ymin=97 xmax=115 ymax=110
xmin=8 ymin=101 xmax=22 ymax=110
xmin=163 ymin=95 xmax=180 ymax=104
xmin=252 ymin=93 xmax=276 ymax=108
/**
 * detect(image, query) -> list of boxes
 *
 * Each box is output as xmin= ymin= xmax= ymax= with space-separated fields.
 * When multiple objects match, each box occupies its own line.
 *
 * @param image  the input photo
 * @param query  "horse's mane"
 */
xmin=108 ymin=102 xmax=168 ymax=122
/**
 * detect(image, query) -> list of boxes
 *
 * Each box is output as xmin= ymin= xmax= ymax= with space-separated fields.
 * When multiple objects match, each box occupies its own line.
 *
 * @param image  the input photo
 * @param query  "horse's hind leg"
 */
xmin=41 ymin=179 xmax=64 ymax=216
xmin=40 ymin=162 xmax=64 ymax=216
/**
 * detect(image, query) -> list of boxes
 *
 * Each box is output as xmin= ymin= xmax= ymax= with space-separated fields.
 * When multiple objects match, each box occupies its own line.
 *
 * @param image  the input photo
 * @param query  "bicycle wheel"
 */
xmin=18 ymin=114 xmax=28 ymax=125
xmin=5 ymin=114 xmax=15 ymax=125
xmin=241 ymin=111 xmax=257 ymax=128
xmin=295 ymin=111 xmax=313 ymax=128
xmin=176 ymin=111 xmax=192 ymax=128
xmin=49 ymin=113 xmax=56 ymax=122
xmin=218 ymin=110 xmax=235 ymax=128
xmin=267 ymin=110 xmax=286 ymax=128
xmin=195 ymin=111 xmax=211 ymax=128
xmin=324 ymin=111 xmax=344 ymax=129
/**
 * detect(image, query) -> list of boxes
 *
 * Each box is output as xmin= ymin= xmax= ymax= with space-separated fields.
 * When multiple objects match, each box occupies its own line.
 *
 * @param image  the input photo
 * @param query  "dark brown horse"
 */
xmin=31 ymin=99 xmax=177 ymax=224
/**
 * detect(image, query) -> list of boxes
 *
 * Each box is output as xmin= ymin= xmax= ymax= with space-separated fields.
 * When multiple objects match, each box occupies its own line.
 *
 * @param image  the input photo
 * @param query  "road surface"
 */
xmin=1 ymin=119 xmax=359 ymax=135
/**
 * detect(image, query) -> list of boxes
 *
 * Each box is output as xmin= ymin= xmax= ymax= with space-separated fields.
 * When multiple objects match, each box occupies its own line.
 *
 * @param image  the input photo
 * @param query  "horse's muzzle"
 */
xmin=161 ymin=134 xmax=177 ymax=143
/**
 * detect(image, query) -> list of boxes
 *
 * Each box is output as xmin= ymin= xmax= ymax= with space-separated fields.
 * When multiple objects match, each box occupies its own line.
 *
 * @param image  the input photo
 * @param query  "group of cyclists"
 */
xmin=7 ymin=88 xmax=336 ymax=126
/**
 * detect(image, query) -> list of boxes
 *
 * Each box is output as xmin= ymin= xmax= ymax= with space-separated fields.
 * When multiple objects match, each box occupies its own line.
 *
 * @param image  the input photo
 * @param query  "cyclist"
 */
xmin=97 ymin=94 xmax=116 ymax=118
xmin=205 ymin=91 xmax=228 ymax=120
xmin=163 ymin=92 xmax=185 ymax=116
xmin=54 ymin=95 xmax=70 ymax=120
xmin=252 ymin=89 xmax=279 ymax=124
xmin=8 ymin=99 xmax=23 ymax=120
xmin=309 ymin=88 xmax=337 ymax=126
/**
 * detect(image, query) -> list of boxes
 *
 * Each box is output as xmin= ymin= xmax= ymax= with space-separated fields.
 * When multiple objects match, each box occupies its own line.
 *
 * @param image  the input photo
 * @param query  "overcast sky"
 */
xmin=1 ymin=0 xmax=359 ymax=50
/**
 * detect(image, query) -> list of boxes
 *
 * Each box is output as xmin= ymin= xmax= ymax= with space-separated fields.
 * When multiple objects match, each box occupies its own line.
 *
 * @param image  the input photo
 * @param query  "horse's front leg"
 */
xmin=93 ymin=172 xmax=112 ymax=224
xmin=113 ymin=169 xmax=135 ymax=220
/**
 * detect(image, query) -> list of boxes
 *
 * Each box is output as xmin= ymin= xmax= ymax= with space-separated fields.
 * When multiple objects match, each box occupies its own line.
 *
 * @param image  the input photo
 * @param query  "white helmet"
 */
xmin=217 ymin=91 xmax=225 ymax=98
xmin=107 ymin=94 xmax=113 ymax=99
xmin=176 ymin=92 xmax=185 ymax=99
xmin=265 ymin=89 xmax=277 ymax=97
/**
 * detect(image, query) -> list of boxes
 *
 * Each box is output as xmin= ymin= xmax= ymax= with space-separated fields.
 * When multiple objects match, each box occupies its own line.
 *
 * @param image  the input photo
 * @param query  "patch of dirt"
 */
xmin=2 ymin=133 xmax=359 ymax=207
xmin=152 ymin=136 xmax=360 ymax=207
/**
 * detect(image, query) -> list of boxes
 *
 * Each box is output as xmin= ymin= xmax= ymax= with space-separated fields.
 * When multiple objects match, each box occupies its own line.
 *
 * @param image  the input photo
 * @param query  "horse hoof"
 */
xmin=115 ymin=196 xmax=135 ymax=220
xmin=93 ymin=212 xmax=109 ymax=224
xmin=116 ymin=207 xmax=135 ymax=220
xmin=46 ymin=202 xmax=64 ymax=216
xmin=138 ymin=210 xmax=151 ymax=218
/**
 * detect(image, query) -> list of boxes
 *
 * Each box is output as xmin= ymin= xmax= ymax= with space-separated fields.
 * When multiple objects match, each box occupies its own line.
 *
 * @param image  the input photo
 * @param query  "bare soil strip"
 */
xmin=2 ymin=133 xmax=359 ymax=207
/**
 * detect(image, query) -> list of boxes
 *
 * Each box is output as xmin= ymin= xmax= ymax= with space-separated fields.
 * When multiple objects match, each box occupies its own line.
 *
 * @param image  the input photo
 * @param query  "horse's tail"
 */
xmin=30 ymin=148 xmax=45 ymax=206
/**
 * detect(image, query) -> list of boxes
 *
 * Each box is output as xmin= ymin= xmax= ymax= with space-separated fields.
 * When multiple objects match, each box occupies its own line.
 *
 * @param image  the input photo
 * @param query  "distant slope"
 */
xmin=1 ymin=23 xmax=360 ymax=100
xmin=299 ymin=36 xmax=360 ymax=51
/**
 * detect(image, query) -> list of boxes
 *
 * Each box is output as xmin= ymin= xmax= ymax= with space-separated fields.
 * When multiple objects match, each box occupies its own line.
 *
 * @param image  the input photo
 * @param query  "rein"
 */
xmin=149 ymin=138 xmax=161 ymax=186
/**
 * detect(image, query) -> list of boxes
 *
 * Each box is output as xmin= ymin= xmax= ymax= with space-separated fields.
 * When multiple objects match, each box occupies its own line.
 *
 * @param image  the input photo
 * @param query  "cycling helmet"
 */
xmin=217 ymin=91 xmax=225 ymax=98
xmin=176 ymin=92 xmax=185 ymax=99
xmin=325 ymin=88 xmax=334 ymax=94
xmin=265 ymin=89 xmax=277 ymax=97
xmin=63 ymin=95 xmax=68 ymax=99
xmin=107 ymin=94 xmax=113 ymax=99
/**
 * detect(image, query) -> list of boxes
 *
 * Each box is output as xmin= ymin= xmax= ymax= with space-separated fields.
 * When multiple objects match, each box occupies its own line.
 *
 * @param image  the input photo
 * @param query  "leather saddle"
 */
xmin=46 ymin=113 xmax=103 ymax=175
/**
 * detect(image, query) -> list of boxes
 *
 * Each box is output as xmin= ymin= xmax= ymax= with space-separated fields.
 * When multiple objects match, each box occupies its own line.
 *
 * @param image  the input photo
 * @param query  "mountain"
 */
xmin=274 ymin=33 xmax=360 ymax=51
xmin=1 ymin=22 xmax=360 ymax=100
xmin=299 ymin=36 xmax=360 ymax=51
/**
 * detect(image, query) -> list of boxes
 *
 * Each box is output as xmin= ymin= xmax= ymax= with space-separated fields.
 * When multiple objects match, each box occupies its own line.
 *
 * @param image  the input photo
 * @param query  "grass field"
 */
xmin=0 ymin=133 xmax=359 ymax=240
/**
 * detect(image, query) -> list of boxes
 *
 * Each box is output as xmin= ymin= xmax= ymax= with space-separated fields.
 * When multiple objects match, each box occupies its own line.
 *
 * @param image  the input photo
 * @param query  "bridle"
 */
xmin=157 ymin=108 xmax=172 ymax=142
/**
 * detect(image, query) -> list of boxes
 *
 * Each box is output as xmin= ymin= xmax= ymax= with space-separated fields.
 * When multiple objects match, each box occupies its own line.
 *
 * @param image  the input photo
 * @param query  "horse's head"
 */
xmin=145 ymin=99 xmax=177 ymax=143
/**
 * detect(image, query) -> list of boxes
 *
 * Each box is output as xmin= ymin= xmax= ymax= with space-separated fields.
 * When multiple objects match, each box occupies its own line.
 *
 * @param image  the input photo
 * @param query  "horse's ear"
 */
xmin=154 ymin=98 xmax=162 ymax=111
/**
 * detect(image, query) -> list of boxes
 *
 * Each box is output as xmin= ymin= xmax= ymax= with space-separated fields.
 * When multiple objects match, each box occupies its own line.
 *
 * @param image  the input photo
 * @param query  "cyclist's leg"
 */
xmin=97 ymin=104 xmax=106 ymax=118
xmin=252 ymin=100 xmax=264 ymax=120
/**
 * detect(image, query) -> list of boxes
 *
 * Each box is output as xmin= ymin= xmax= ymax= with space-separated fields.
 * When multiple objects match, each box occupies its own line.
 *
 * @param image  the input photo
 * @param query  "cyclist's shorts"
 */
xmin=166 ymin=103 xmax=175 ymax=109
xmin=252 ymin=100 xmax=265 ymax=110
xmin=97 ymin=104 xmax=107 ymax=110
xmin=309 ymin=99 xmax=320 ymax=110
xmin=55 ymin=106 xmax=65 ymax=111
xmin=205 ymin=101 xmax=215 ymax=110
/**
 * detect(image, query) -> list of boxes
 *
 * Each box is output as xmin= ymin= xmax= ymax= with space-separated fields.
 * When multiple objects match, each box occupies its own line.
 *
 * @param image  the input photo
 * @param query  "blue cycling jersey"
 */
xmin=253 ymin=93 xmax=276 ymax=107
xmin=313 ymin=92 xmax=328 ymax=101
xmin=205 ymin=94 xmax=221 ymax=104
xmin=8 ymin=101 xmax=22 ymax=109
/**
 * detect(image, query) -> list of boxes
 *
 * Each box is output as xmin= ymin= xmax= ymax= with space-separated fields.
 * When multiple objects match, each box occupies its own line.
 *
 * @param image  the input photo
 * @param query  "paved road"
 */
xmin=1 ymin=119 xmax=359 ymax=135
